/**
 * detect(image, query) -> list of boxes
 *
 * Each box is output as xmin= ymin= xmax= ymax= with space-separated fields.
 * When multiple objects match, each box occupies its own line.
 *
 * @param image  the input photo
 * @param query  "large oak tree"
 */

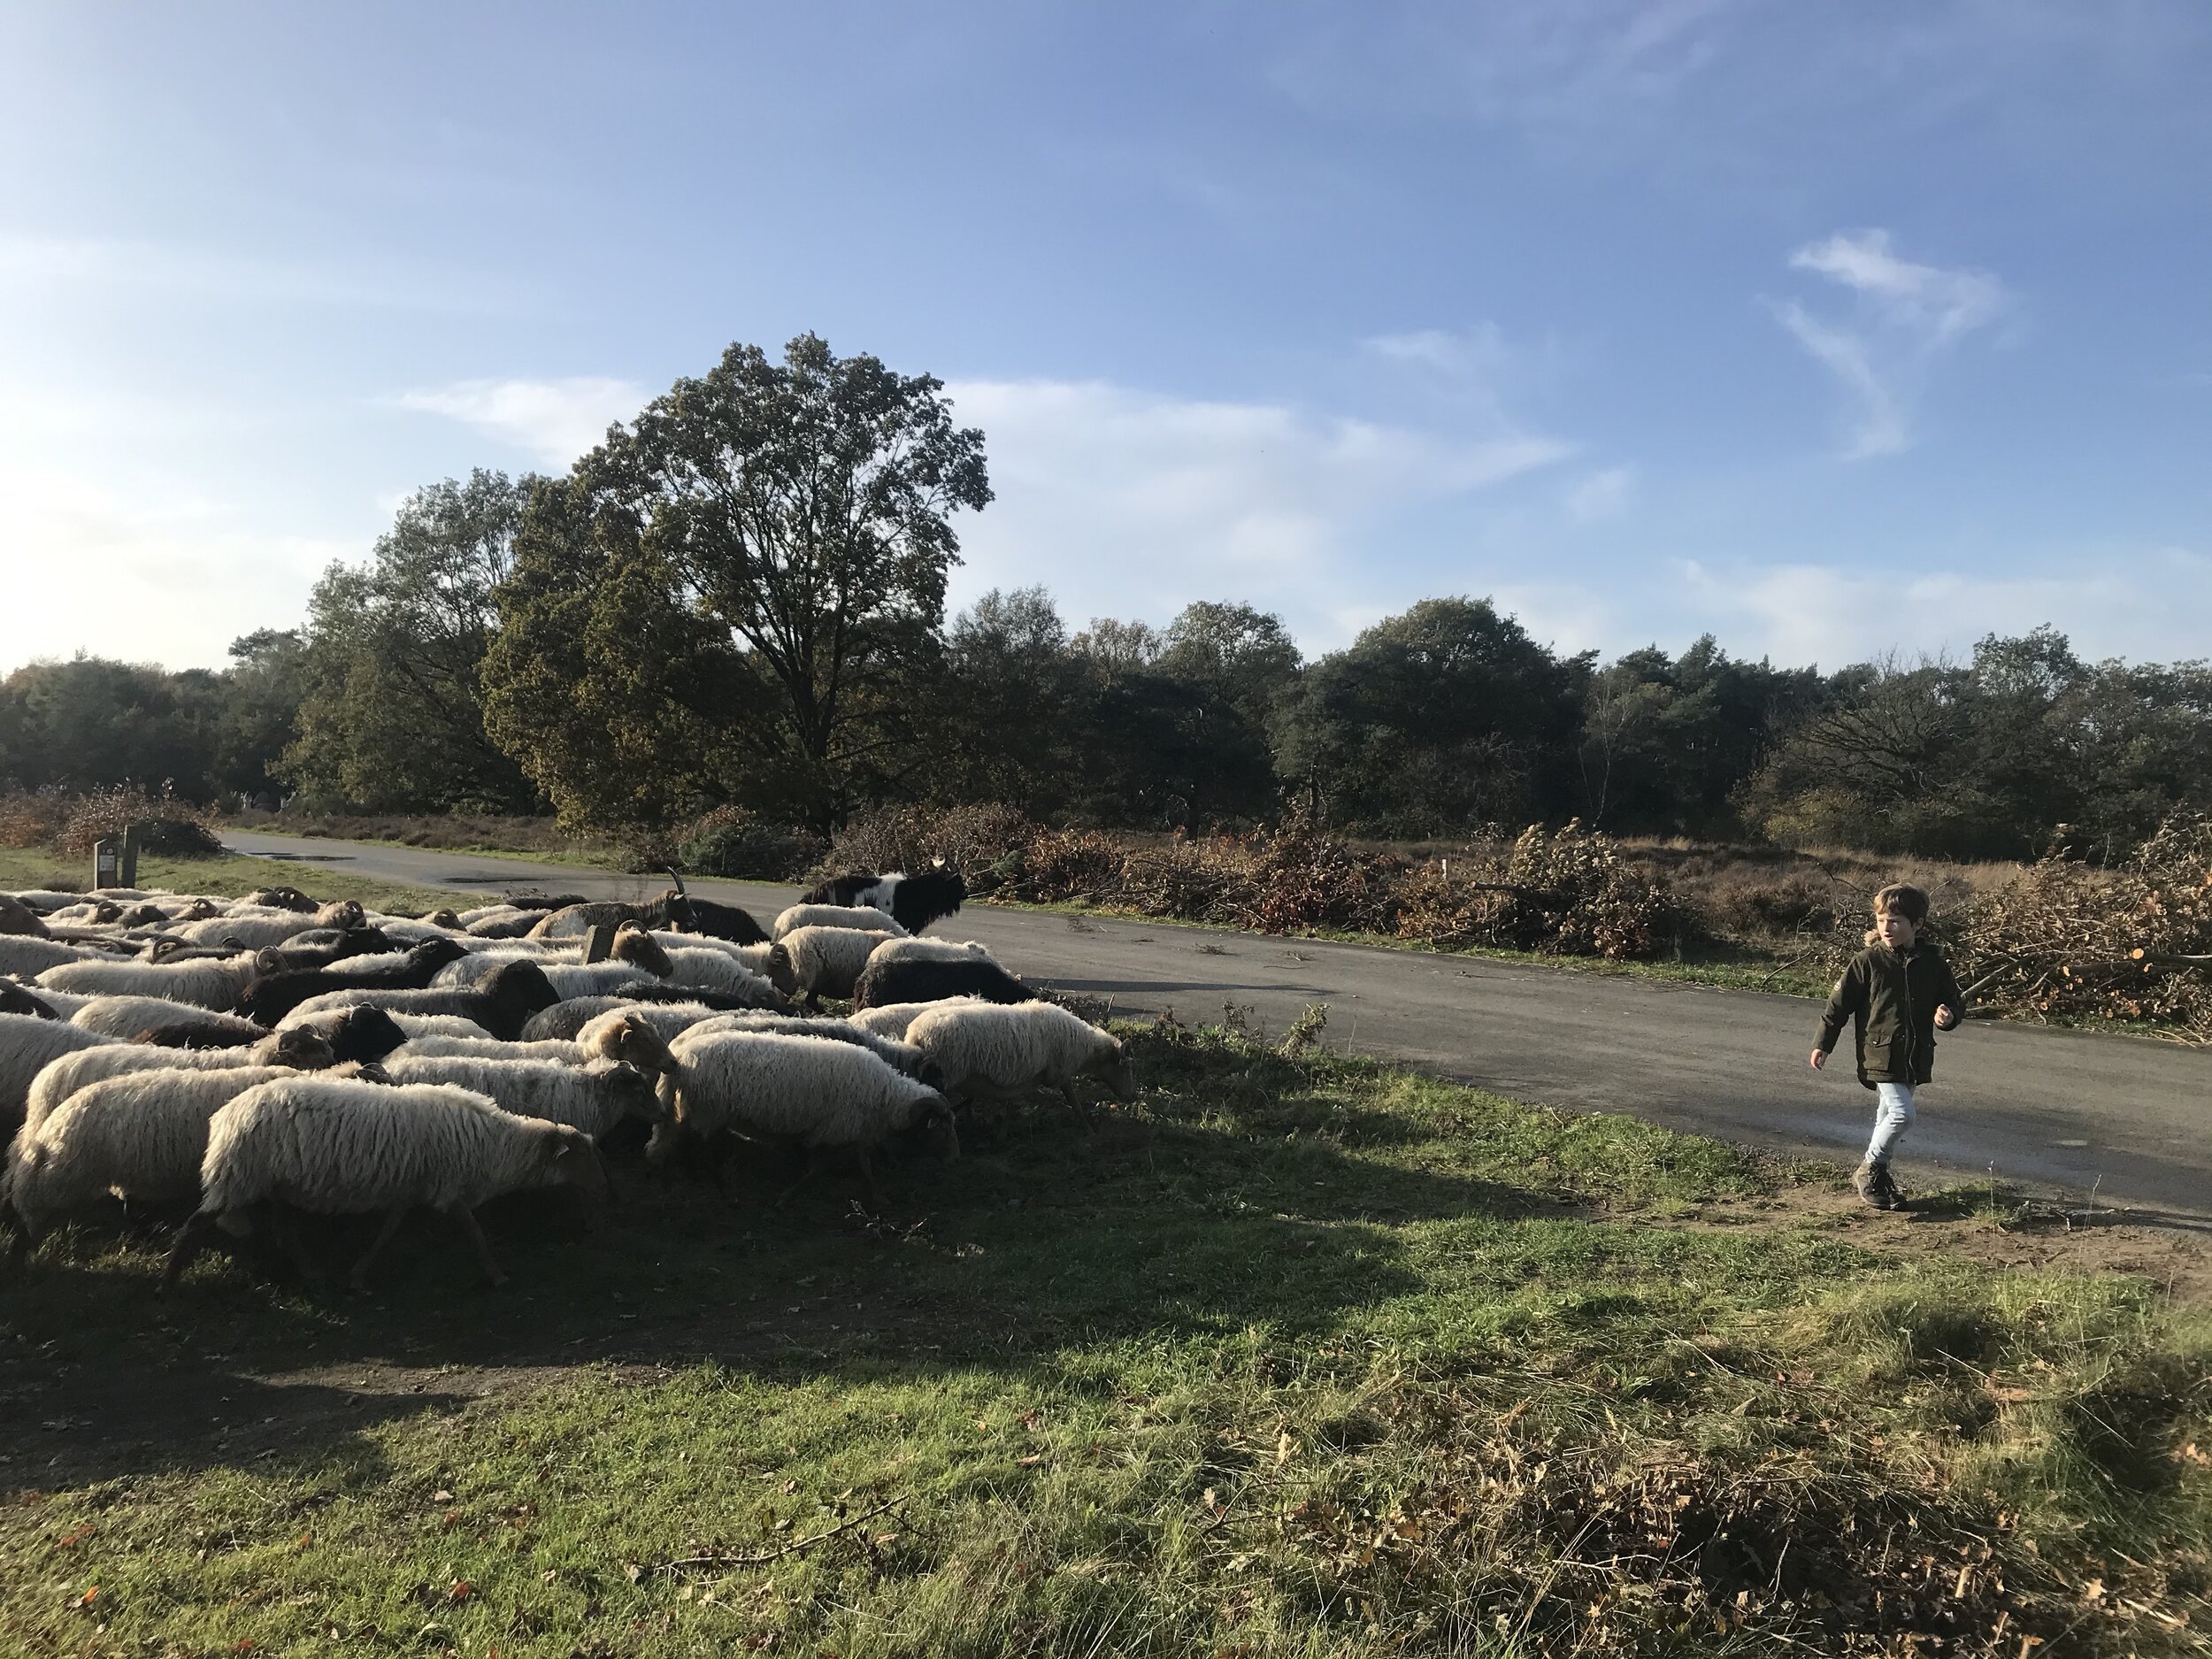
xmin=483 ymin=335 xmax=991 ymax=836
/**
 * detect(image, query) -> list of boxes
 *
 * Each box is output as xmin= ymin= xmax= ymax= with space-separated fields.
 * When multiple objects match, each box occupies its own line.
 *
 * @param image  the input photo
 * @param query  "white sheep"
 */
xmin=11 ymin=987 xmax=96 ymax=1019
xmin=16 ymin=1026 xmax=334 ymax=1147
xmin=2 ymin=1013 xmax=124 ymax=1140
xmin=37 ymin=952 xmax=262 ymax=1011
xmin=0 ymin=936 xmax=98 ymax=978
xmin=401 ymin=1009 xmax=674 ymax=1076
xmin=8 ymin=890 xmax=92 ymax=914
xmin=904 ymin=1002 xmax=1134 ymax=1107
xmin=652 ymin=1028 xmax=956 ymax=1205
xmin=69 ymin=995 xmax=263 ymax=1041
xmin=846 ymin=997 xmax=983 ymax=1041
xmin=9 ymin=1064 xmax=299 ymax=1240
xmin=572 ymin=1002 xmax=725 ymax=1049
xmin=657 ymin=945 xmax=786 ymax=1001
xmin=772 ymin=902 xmax=906 ymax=940
xmin=643 ymin=932 xmax=791 ymax=981
xmin=379 ymin=1054 xmax=661 ymax=1139
xmin=780 ymin=926 xmax=896 ymax=1007
xmin=173 ymin=1077 xmax=608 ymax=1291
xmin=687 ymin=1011 xmax=939 ymax=1083
xmin=866 ymin=937 xmax=996 ymax=965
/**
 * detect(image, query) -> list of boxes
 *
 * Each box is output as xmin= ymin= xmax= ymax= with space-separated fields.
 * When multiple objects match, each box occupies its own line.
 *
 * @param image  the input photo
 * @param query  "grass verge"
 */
xmin=3 ymin=1026 xmax=2204 ymax=1655
xmin=0 ymin=848 xmax=461 ymax=919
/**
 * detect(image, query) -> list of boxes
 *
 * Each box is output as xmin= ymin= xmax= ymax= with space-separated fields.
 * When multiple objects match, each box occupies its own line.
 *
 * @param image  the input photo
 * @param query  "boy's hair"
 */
xmin=1865 ymin=882 xmax=1938 ymax=947
xmin=1872 ymin=884 xmax=1930 ymax=925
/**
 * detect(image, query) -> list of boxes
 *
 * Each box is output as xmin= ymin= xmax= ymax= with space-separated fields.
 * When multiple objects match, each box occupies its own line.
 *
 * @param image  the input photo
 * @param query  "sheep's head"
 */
xmin=761 ymin=943 xmax=800 ymax=997
xmin=181 ymin=896 xmax=223 ymax=921
xmin=483 ymin=959 xmax=561 ymax=1028
xmin=412 ymin=936 xmax=471 ymax=972
xmin=87 ymin=900 xmax=124 ymax=925
xmin=611 ymin=924 xmax=673 ymax=979
xmin=0 ymin=981 xmax=57 ymax=1019
xmin=601 ymin=1011 xmax=676 ymax=1076
xmin=906 ymin=1091 xmax=961 ymax=1161
xmin=267 ymin=1026 xmax=338 ymax=1069
xmin=313 ymin=899 xmax=365 ymax=931
xmin=329 ymin=1005 xmax=408 ymax=1064
xmin=424 ymin=907 xmax=463 ymax=929
xmin=1087 ymin=1037 xmax=1136 ymax=1102
xmin=249 ymin=886 xmax=315 ymax=912
xmin=590 ymin=1058 xmax=667 ymax=1124
xmin=118 ymin=902 xmax=165 ymax=928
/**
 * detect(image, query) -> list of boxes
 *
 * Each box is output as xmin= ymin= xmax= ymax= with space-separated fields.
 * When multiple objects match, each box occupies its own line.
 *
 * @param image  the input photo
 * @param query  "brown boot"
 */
xmin=1852 ymin=1159 xmax=1897 ymax=1210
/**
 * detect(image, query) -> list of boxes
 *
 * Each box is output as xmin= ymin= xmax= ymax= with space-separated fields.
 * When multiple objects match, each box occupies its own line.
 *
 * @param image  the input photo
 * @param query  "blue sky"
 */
xmin=3 ymin=1 xmax=2208 ymax=675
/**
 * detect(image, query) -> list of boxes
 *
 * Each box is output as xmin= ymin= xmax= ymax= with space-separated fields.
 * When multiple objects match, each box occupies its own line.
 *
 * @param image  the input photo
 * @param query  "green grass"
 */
xmin=3 ymin=1027 xmax=2204 ymax=1655
xmin=0 ymin=848 xmax=461 ymax=918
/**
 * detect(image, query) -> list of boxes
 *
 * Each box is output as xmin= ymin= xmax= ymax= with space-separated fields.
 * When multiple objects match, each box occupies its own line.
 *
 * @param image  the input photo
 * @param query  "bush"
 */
xmin=0 ymin=790 xmax=72 ymax=851
xmin=674 ymin=806 xmax=826 ymax=881
xmin=1394 ymin=820 xmax=1677 ymax=959
xmin=47 ymin=785 xmax=225 ymax=859
xmin=820 ymin=803 xmax=1037 ymax=886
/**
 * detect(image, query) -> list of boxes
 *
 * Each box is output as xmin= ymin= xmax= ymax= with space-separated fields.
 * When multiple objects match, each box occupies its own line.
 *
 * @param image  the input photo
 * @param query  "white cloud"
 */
xmin=941 ymin=377 xmax=1571 ymax=645
xmin=1775 ymin=229 xmax=2010 ymax=458
xmin=1679 ymin=549 xmax=2212 ymax=669
xmin=394 ymin=376 xmax=650 ymax=468
xmin=1564 ymin=465 xmax=1634 ymax=522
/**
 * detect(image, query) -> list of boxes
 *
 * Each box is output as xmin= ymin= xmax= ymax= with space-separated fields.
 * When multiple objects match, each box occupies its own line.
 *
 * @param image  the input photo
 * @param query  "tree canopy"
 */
xmin=483 ymin=334 xmax=991 ymax=834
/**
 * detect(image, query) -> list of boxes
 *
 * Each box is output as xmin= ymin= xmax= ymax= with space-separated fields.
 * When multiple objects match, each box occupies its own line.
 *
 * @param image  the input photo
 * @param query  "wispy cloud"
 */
xmin=1774 ymin=229 xmax=2010 ymax=458
xmin=942 ymin=377 xmax=1571 ymax=647
xmin=0 ymin=233 xmax=518 ymax=314
xmin=394 ymin=377 xmax=651 ymax=468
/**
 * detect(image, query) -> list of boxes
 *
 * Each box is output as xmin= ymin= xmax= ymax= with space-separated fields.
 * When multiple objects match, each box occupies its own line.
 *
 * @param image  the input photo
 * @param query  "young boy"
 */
xmin=1809 ymin=882 xmax=1964 ymax=1210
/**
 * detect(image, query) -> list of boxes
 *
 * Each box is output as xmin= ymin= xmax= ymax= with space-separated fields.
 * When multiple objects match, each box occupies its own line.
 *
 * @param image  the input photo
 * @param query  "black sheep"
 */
xmin=235 ymin=936 xmax=470 ymax=1025
xmin=660 ymin=891 xmax=771 ymax=945
xmin=0 ymin=981 xmax=56 ymax=1019
xmin=134 ymin=1014 xmax=274 ymax=1048
xmin=255 ymin=926 xmax=398 ymax=974
xmin=803 ymin=869 xmax=967 ymax=934
xmin=851 ymin=954 xmax=1032 ymax=1010
xmin=283 ymin=1004 xmax=411 ymax=1064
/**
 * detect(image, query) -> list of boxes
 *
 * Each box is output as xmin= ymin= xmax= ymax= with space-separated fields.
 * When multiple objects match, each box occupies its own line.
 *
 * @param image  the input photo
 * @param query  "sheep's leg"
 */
xmin=349 ymin=1205 xmax=410 ymax=1294
xmin=856 ymin=1146 xmax=886 ymax=1212
xmin=772 ymin=1147 xmax=822 ymax=1211
xmin=270 ymin=1204 xmax=324 ymax=1286
xmin=450 ymin=1205 xmax=509 ymax=1288
xmin=161 ymin=1212 xmax=214 ymax=1289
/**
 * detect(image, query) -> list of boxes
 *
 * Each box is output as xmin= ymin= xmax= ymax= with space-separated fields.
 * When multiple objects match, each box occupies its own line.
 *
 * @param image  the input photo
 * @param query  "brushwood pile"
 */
xmin=0 ymin=871 xmax=1126 ymax=1290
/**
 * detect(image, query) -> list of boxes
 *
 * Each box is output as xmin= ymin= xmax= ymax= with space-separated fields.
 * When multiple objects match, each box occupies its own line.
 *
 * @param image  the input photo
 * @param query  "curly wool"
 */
xmin=198 ymin=1077 xmax=593 ymax=1217
xmin=36 ymin=953 xmax=262 ymax=1011
xmin=380 ymin=1054 xmax=659 ymax=1138
xmin=866 ymin=938 xmax=995 ymax=968
xmin=846 ymin=998 xmax=983 ymax=1041
xmin=904 ymin=1002 xmax=1132 ymax=1101
xmin=9 ymin=1065 xmax=297 ymax=1235
xmin=68 ymin=995 xmax=264 ymax=1041
xmin=781 ymin=926 xmax=897 ymax=1002
xmin=0 ymin=935 xmax=100 ymax=978
xmin=772 ymin=903 xmax=905 ymax=941
xmin=657 ymin=1029 xmax=945 ymax=1153
xmin=656 ymin=946 xmax=783 ymax=1001
xmin=15 ymin=1028 xmax=333 ymax=1146
xmin=572 ymin=1002 xmax=725 ymax=1048
xmin=687 ymin=1012 xmax=936 ymax=1081
xmin=1 ymin=1013 xmax=123 ymax=1140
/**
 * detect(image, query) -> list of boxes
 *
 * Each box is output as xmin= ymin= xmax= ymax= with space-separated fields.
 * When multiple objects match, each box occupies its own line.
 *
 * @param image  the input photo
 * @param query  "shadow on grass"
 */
xmin=3 ymin=1037 xmax=1586 ymax=1493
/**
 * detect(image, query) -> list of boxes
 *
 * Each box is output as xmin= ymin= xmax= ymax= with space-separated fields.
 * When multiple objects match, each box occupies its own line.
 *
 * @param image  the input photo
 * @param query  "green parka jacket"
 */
xmin=1816 ymin=942 xmax=1966 ymax=1091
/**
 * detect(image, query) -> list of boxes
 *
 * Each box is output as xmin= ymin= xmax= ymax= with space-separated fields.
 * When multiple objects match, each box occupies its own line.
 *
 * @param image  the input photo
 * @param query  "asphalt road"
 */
xmin=223 ymin=828 xmax=2212 ymax=1217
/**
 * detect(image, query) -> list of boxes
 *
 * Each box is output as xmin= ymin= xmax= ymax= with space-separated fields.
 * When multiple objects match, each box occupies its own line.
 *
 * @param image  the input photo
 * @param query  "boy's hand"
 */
xmin=1935 ymin=1005 xmax=1958 ymax=1030
xmin=1809 ymin=1048 xmax=1827 ymax=1070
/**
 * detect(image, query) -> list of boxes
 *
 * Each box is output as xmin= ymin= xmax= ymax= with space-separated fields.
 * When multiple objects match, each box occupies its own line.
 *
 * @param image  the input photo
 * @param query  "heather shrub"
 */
xmin=55 ymin=785 xmax=224 ymax=858
xmin=674 ymin=805 xmax=825 ymax=880
xmin=1394 ymin=820 xmax=1676 ymax=959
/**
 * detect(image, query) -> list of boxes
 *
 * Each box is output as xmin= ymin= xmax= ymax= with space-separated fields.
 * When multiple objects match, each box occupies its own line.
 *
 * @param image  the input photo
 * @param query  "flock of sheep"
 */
xmin=0 ymin=868 xmax=1133 ymax=1292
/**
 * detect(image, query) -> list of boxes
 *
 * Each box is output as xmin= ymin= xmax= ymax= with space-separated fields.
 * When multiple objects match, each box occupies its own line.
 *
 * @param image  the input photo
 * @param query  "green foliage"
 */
xmin=1276 ymin=597 xmax=1589 ymax=835
xmin=1742 ymin=627 xmax=2212 ymax=860
xmin=674 ymin=803 xmax=827 ymax=879
xmin=485 ymin=334 xmax=991 ymax=836
xmin=282 ymin=471 xmax=541 ymax=813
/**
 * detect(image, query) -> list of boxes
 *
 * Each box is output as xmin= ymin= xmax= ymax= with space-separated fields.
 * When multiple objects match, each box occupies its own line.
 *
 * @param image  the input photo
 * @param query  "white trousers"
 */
xmin=1867 ymin=1082 xmax=1916 ymax=1164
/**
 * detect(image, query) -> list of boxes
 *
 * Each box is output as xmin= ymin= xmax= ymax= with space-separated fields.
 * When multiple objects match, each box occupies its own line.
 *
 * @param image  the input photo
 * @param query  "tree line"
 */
xmin=4 ymin=334 xmax=2208 ymax=864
